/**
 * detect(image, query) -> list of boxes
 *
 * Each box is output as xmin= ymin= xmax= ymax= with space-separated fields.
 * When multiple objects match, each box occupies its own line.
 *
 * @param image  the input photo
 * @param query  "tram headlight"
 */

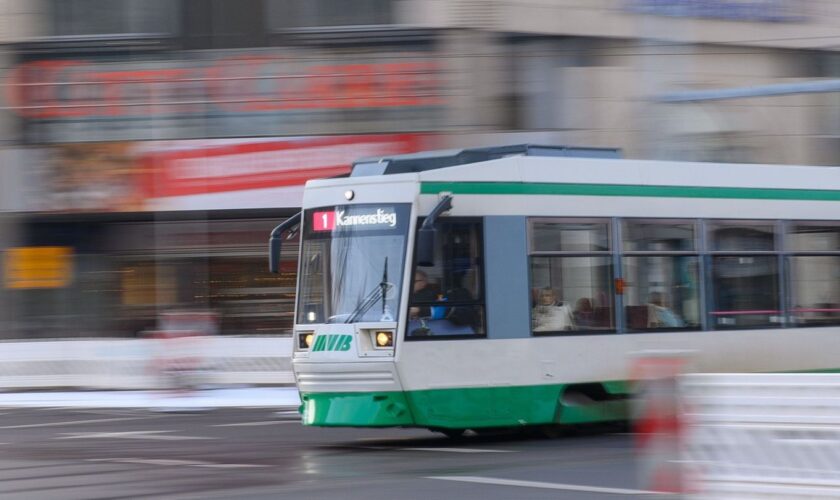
xmin=374 ymin=331 xmax=393 ymax=348
xmin=298 ymin=332 xmax=314 ymax=350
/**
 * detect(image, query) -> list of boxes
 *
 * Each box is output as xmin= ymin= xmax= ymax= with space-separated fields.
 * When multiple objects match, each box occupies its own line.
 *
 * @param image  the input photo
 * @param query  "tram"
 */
xmin=269 ymin=145 xmax=840 ymax=434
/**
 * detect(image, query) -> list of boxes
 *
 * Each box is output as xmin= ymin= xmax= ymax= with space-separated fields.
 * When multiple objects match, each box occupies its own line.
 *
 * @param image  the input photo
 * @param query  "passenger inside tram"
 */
xmin=532 ymin=288 xmax=575 ymax=331
xmin=573 ymin=297 xmax=595 ymax=328
xmin=647 ymin=291 xmax=685 ymax=328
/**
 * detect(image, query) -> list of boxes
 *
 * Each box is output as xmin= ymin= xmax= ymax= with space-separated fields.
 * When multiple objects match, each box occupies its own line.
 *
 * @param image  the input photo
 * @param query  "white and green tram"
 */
xmin=269 ymin=145 xmax=840 ymax=434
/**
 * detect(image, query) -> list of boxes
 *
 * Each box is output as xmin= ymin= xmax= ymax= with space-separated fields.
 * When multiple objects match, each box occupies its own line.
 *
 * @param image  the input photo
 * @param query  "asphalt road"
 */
xmin=0 ymin=405 xmax=649 ymax=499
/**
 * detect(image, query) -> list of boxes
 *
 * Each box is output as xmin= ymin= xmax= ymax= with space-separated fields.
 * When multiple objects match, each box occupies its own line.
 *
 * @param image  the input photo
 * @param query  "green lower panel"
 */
xmin=406 ymin=385 xmax=564 ymax=429
xmin=301 ymin=368 xmax=840 ymax=429
xmin=300 ymin=382 xmax=633 ymax=429
xmin=602 ymin=380 xmax=632 ymax=395
xmin=300 ymin=391 xmax=414 ymax=427
xmin=557 ymin=400 xmax=629 ymax=425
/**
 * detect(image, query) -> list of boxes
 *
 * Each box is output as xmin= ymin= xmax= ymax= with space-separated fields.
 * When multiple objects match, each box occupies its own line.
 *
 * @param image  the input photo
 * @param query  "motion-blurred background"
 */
xmin=0 ymin=0 xmax=838 ymax=341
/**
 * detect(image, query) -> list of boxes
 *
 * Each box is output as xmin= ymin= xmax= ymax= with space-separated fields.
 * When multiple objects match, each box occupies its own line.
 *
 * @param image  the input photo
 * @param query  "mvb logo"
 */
xmin=311 ymin=334 xmax=353 ymax=352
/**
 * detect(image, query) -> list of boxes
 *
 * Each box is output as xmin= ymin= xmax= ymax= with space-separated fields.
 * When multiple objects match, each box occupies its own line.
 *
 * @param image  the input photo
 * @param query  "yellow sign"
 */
xmin=4 ymin=246 xmax=73 ymax=289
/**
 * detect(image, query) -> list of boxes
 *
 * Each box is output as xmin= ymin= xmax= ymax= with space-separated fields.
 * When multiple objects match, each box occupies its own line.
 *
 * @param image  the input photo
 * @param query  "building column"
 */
xmin=438 ymin=29 xmax=507 ymax=135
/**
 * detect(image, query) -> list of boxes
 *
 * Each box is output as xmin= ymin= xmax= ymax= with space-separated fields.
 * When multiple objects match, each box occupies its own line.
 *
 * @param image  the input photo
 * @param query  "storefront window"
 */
xmin=13 ymin=217 xmax=298 ymax=339
xmin=267 ymin=0 xmax=395 ymax=30
xmin=50 ymin=0 xmax=177 ymax=36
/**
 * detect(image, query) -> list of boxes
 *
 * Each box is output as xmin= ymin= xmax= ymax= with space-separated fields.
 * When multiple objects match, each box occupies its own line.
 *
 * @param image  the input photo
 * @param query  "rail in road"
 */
xmin=0 ymin=407 xmax=647 ymax=499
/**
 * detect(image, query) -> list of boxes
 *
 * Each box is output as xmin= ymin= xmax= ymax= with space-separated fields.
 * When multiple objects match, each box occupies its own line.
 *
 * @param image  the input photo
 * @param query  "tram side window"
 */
xmin=529 ymin=220 xmax=614 ymax=334
xmin=407 ymin=220 xmax=485 ymax=338
xmin=709 ymin=222 xmax=781 ymax=329
xmin=788 ymin=224 xmax=840 ymax=326
xmin=622 ymin=221 xmax=700 ymax=331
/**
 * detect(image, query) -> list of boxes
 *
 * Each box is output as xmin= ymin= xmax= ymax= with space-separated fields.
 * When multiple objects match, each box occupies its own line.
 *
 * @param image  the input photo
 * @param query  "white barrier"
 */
xmin=680 ymin=373 xmax=840 ymax=499
xmin=0 ymin=337 xmax=294 ymax=390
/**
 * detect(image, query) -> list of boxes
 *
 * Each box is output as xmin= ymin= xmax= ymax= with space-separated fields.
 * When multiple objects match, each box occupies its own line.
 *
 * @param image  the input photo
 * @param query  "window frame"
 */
xmin=786 ymin=221 xmax=840 ymax=328
xmin=527 ymin=217 xmax=616 ymax=336
xmin=707 ymin=219 xmax=778 ymax=253
xmin=404 ymin=217 xmax=487 ymax=342
xmin=48 ymin=0 xmax=179 ymax=38
xmin=265 ymin=0 xmax=397 ymax=32
xmin=621 ymin=218 xmax=702 ymax=333
xmin=705 ymin=219 xmax=784 ymax=330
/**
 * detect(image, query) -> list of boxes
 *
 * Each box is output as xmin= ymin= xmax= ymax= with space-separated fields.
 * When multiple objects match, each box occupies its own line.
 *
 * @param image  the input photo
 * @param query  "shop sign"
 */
xmin=4 ymin=246 xmax=73 ymax=289
xmin=4 ymin=50 xmax=445 ymax=142
xmin=626 ymin=0 xmax=807 ymax=22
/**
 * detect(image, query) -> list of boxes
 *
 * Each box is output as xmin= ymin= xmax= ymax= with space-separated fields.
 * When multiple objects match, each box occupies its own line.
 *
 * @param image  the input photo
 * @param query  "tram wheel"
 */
xmin=438 ymin=428 xmax=467 ymax=439
xmin=537 ymin=424 xmax=566 ymax=439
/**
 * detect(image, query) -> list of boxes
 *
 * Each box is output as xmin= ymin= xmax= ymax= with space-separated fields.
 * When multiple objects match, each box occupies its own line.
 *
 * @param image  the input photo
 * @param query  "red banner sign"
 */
xmin=31 ymin=134 xmax=430 ymax=213
xmin=143 ymin=134 xmax=424 ymax=198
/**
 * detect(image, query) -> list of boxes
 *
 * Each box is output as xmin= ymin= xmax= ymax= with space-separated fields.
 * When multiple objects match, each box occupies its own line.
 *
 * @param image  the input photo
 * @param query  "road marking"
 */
xmin=56 ymin=430 xmax=214 ymax=441
xmin=0 ymin=417 xmax=141 ymax=429
xmin=213 ymin=420 xmax=297 ymax=427
xmin=274 ymin=410 xmax=302 ymax=419
xmin=402 ymin=447 xmax=512 ymax=453
xmin=428 ymin=476 xmax=657 ymax=496
xmin=75 ymin=409 xmax=165 ymax=416
xmin=356 ymin=446 xmax=512 ymax=453
xmin=86 ymin=458 xmax=266 ymax=468
xmin=353 ymin=436 xmax=425 ymax=443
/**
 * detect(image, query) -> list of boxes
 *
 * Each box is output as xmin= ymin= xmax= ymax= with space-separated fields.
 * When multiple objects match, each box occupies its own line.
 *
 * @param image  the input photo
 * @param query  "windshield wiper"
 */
xmin=345 ymin=258 xmax=393 ymax=323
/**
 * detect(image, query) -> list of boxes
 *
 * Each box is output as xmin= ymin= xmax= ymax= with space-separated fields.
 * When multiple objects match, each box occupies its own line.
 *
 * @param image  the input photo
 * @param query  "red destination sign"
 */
xmin=312 ymin=211 xmax=336 ymax=232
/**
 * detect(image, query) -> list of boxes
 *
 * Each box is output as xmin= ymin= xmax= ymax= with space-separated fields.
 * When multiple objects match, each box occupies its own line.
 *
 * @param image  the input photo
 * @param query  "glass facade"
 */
xmin=12 ymin=216 xmax=298 ymax=338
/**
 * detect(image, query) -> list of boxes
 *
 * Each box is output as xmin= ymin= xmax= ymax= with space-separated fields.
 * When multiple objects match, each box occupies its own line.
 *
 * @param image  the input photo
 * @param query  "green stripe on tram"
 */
xmin=420 ymin=182 xmax=840 ymax=201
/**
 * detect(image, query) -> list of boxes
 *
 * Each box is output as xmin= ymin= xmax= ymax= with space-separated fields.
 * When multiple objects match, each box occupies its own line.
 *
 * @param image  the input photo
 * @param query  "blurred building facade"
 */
xmin=0 ymin=0 xmax=838 ymax=338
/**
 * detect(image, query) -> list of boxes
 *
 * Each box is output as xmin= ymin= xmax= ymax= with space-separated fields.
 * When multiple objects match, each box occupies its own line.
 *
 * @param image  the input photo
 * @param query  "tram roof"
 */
xmin=303 ymin=144 xmax=840 ymax=197
xmin=350 ymin=144 xmax=621 ymax=177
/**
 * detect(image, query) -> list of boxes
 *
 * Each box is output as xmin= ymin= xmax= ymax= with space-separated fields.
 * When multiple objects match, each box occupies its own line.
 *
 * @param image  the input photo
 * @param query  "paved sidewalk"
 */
xmin=0 ymin=387 xmax=300 ymax=409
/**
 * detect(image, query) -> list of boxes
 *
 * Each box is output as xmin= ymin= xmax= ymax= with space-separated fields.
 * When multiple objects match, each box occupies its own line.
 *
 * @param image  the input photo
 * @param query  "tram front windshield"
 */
xmin=297 ymin=204 xmax=410 ymax=324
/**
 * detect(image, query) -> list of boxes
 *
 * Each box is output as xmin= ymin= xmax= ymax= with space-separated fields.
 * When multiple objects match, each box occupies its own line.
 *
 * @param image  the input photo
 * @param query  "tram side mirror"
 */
xmin=268 ymin=212 xmax=301 ymax=274
xmin=269 ymin=236 xmax=282 ymax=274
xmin=416 ymin=226 xmax=436 ymax=267
xmin=416 ymin=195 xmax=451 ymax=267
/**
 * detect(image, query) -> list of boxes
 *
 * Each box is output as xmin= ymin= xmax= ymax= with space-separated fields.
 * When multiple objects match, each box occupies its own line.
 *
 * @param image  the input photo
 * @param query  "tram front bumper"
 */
xmin=294 ymin=361 xmax=415 ymax=427
xmin=299 ymin=391 xmax=414 ymax=427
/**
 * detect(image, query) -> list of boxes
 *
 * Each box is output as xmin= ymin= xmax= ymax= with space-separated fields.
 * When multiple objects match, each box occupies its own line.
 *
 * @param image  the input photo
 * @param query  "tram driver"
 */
xmin=409 ymin=270 xmax=440 ymax=320
xmin=408 ymin=270 xmax=477 ymax=335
